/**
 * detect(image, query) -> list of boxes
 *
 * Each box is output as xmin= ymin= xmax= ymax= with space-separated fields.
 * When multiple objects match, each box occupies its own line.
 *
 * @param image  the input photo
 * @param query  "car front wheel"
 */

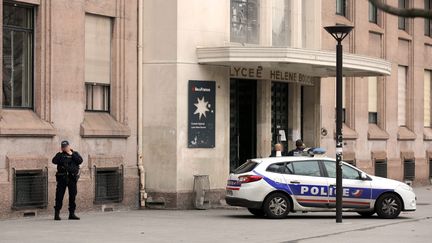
xmin=376 ymin=193 xmax=402 ymax=219
xmin=263 ymin=193 xmax=290 ymax=219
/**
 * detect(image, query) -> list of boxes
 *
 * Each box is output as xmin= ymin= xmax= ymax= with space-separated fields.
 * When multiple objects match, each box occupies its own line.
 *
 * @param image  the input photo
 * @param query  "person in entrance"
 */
xmin=287 ymin=139 xmax=305 ymax=156
xmin=269 ymin=143 xmax=288 ymax=157
xmin=52 ymin=140 xmax=83 ymax=220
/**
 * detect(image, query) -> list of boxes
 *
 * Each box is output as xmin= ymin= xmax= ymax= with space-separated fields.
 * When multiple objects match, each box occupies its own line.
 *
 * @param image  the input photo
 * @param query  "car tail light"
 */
xmin=238 ymin=175 xmax=263 ymax=183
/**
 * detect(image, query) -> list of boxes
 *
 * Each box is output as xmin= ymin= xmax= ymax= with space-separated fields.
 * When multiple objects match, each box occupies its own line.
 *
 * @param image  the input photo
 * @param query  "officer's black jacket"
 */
xmin=52 ymin=151 xmax=83 ymax=175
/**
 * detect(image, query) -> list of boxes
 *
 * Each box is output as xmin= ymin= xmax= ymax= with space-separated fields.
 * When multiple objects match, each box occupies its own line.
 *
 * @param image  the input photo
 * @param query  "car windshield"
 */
xmin=233 ymin=161 xmax=258 ymax=174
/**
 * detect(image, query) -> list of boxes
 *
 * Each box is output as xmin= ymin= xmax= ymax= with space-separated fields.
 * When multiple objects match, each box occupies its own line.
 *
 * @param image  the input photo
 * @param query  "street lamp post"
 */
xmin=324 ymin=25 xmax=353 ymax=223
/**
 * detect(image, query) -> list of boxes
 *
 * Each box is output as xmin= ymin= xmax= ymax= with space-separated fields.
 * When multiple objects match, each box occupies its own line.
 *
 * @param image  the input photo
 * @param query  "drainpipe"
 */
xmin=137 ymin=0 xmax=147 ymax=207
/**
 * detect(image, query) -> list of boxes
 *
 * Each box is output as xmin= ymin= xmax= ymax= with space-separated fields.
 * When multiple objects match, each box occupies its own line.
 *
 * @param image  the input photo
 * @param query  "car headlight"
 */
xmin=399 ymin=183 xmax=413 ymax=191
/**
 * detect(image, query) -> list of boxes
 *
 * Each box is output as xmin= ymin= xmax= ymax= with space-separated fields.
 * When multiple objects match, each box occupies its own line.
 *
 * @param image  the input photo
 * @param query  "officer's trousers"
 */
xmin=54 ymin=174 xmax=78 ymax=213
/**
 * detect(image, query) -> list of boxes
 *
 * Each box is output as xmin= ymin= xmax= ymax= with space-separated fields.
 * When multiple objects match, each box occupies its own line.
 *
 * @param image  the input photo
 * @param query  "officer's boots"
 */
xmin=54 ymin=210 xmax=61 ymax=221
xmin=69 ymin=211 xmax=80 ymax=220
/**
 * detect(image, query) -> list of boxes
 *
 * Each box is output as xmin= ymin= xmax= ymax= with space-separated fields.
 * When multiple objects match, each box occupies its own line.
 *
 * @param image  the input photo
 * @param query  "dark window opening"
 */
xmin=272 ymin=82 xmax=289 ymax=150
xmin=426 ymin=0 xmax=432 ymax=36
xmin=2 ymin=3 xmax=34 ymax=108
xmin=403 ymin=159 xmax=415 ymax=181
xmin=369 ymin=112 xmax=378 ymax=124
xmin=336 ymin=0 xmax=347 ymax=16
xmin=13 ymin=169 xmax=48 ymax=209
xmin=375 ymin=160 xmax=387 ymax=178
xmin=398 ymin=0 xmax=408 ymax=30
xmin=85 ymin=83 xmax=110 ymax=112
xmin=429 ymin=160 xmax=432 ymax=179
xmin=95 ymin=167 xmax=123 ymax=203
xmin=345 ymin=160 xmax=356 ymax=166
xmin=369 ymin=1 xmax=378 ymax=24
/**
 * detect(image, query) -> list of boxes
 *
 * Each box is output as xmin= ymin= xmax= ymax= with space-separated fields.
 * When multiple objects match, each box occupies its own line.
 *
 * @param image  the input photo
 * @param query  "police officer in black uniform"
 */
xmin=287 ymin=139 xmax=305 ymax=156
xmin=52 ymin=140 xmax=83 ymax=221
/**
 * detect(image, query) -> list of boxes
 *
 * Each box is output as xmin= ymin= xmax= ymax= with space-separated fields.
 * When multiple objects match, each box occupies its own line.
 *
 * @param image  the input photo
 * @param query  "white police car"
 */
xmin=226 ymin=151 xmax=416 ymax=219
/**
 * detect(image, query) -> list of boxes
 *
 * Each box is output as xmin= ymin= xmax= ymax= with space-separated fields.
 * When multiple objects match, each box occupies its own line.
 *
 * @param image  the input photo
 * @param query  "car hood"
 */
xmin=369 ymin=175 xmax=406 ymax=188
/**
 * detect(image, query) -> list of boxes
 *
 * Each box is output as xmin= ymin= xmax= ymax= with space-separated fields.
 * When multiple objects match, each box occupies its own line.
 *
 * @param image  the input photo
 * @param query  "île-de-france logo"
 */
xmin=194 ymin=96 xmax=211 ymax=120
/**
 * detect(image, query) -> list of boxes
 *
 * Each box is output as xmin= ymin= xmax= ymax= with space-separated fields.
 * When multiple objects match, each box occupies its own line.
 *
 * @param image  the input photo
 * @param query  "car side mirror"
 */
xmin=360 ymin=172 xmax=369 ymax=180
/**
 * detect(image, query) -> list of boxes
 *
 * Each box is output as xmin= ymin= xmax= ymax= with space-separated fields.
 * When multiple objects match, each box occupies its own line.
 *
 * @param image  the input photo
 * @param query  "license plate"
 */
xmin=226 ymin=190 xmax=233 ymax=196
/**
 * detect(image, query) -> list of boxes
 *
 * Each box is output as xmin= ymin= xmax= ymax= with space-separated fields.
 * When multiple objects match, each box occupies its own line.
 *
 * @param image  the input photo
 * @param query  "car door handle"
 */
xmin=290 ymin=181 xmax=301 ymax=184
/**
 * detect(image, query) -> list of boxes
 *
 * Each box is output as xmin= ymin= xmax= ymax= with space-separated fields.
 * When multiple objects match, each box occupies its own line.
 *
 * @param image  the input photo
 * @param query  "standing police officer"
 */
xmin=52 ymin=140 xmax=83 ymax=220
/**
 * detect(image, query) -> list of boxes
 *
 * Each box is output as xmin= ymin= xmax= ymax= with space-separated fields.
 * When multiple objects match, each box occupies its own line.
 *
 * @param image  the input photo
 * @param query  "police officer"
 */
xmin=287 ymin=139 xmax=305 ymax=156
xmin=52 ymin=140 xmax=83 ymax=220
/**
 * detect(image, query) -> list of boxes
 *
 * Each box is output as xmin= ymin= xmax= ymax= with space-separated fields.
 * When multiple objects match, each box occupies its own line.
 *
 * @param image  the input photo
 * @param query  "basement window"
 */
xmin=94 ymin=167 xmax=123 ymax=203
xmin=403 ymin=159 xmax=415 ymax=181
xmin=13 ymin=169 xmax=48 ymax=209
xmin=374 ymin=160 xmax=387 ymax=178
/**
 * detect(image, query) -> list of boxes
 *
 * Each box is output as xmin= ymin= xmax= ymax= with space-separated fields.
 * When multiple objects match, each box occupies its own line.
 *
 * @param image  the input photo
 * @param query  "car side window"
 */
xmin=266 ymin=162 xmax=293 ymax=174
xmin=323 ymin=161 xmax=361 ymax=180
xmin=292 ymin=161 xmax=321 ymax=177
xmin=266 ymin=163 xmax=286 ymax=173
xmin=342 ymin=164 xmax=361 ymax=180
xmin=323 ymin=161 xmax=336 ymax=178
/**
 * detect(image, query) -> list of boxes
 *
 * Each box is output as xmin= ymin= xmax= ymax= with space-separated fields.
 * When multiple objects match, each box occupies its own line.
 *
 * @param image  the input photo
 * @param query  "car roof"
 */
xmin=250 ymin=156 xmax=335 ymax=164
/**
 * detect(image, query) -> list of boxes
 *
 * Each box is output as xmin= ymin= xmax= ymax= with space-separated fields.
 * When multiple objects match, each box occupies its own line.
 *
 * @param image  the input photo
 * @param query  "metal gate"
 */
xmin=94 ymin=166 xmax=124 ymax=203
xmin=271 ymin=82 xmax=289 ymax=150
xmin=230 ymin=79 xmax=257 ymax=172
xmin=13 ymin=169 xmax=48 ymax=209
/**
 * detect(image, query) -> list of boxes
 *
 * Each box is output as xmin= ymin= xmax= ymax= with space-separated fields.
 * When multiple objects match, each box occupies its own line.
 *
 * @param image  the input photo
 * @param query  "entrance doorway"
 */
xmin=230 ymin=79 xmax=257 ymax=172
xmin=271 ymin=82 xmax=289 ymax=150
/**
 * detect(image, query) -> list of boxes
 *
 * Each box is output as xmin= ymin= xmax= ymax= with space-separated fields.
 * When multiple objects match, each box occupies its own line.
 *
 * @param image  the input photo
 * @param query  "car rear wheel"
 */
xmin=247 ymin=208 xmax=265 ymax=217
xmin=376 ymin=193 xmax=402 ymax=219
xmin=263 ymin=193 xmax=290 ymax=219
xmin=357 ymin=211 xmax=375 ymax=217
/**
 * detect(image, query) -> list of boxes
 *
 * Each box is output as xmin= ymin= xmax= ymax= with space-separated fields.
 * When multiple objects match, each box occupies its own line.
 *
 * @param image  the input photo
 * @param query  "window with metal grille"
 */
xmin=230 ymin=0 xmax=259 ymax=44
xmin=85 ymin=83 xmax=110 ymax=112
xmin=94 ymin=167 xmax=123 ymax=203
xmin=403 ymin=159 xmax=415 ymax=181
xmin=374 ymin=160 xmax=387 ymax=178
xmin=13 ymin=169 xmax=48 ymax=209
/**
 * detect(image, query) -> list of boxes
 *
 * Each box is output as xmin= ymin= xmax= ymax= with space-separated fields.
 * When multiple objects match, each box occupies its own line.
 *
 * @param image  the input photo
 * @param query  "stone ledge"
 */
xmin=80 ymin=112 xmax=130 ymax=138
xmin=6 ymin=155 xmax=49 ymax=182
xmin=0 ymin=109 xmax=55 ymax=137
xmin=397 ymin=126 xmax=416 ymax=141
xmin=368 ymin=124 xmax=389 ymax=140
xmin=342 ymin=123 xmax=358 ymax=140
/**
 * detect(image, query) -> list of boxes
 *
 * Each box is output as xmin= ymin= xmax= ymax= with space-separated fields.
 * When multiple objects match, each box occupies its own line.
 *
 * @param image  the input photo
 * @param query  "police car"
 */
xmin=226 ymin=150 xmax=416 ymax=219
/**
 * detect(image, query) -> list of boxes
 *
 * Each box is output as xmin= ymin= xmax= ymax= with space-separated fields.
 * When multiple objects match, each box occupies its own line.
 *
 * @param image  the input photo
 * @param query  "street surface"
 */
xmin=0 ymin=186 xmax=431 ymax=243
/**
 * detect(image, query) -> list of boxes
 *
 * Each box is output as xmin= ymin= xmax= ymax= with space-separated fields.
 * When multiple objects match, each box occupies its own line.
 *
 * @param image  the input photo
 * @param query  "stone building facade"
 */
xmin=0 ymin=0 xmax=139 ymax=218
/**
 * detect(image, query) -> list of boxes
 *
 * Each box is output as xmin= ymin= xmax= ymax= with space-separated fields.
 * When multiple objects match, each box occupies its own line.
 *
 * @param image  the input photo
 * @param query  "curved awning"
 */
xmin=196 ymin=46 xmax=391 ymax=77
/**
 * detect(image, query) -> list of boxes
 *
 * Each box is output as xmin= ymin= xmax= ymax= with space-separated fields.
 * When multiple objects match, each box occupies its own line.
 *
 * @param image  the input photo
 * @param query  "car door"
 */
xmin=285 ymin=160 xmax=329 ymax=208
xmin=322 ymin=160 xmax=372 ymax=209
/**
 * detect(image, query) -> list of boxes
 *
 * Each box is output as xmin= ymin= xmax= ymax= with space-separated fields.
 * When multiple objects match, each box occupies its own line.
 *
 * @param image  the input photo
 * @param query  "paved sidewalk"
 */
xmin=0 ymin=186 xmax=431 ymax=243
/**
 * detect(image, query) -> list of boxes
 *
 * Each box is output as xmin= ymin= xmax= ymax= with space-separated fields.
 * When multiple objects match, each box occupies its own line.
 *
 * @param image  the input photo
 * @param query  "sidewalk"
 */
xmin=0 ymin=186 xmax=431 ymax=243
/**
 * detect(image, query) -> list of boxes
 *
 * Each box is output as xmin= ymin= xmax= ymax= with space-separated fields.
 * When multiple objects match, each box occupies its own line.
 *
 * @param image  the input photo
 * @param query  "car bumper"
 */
xmin=225 ymin=197 xmax=262 ymax=209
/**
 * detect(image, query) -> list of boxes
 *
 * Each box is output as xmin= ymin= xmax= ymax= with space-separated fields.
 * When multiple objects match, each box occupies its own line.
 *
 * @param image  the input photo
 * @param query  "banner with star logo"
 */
xmin=188 ymin=80 xmax=216 ymax=148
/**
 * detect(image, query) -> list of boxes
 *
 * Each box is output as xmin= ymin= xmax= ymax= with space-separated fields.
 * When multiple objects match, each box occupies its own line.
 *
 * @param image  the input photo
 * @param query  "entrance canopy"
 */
xmin=196 ymin=46 xmax=391 ymax=78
